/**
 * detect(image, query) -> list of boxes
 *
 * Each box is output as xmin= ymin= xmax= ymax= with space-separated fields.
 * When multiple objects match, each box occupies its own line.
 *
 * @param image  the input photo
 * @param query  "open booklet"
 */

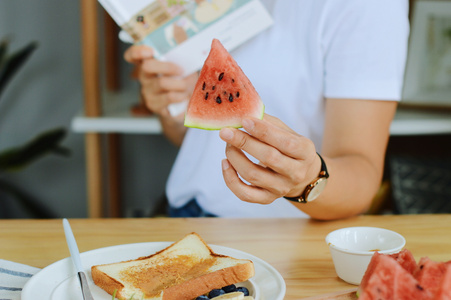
xmin=98 ymin=0 xmax=273 ymax=115
xmin=99 ymin=0 xmax=273 ymax=76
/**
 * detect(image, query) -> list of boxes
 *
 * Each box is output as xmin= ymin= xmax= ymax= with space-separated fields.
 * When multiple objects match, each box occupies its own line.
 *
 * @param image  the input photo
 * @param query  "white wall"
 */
xmin=0 ymin=0 xmax=178 ymax=218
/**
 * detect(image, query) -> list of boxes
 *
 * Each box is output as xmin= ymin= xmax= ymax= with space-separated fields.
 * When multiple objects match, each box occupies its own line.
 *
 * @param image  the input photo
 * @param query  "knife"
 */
xmin=63 ymin=218 xmax=94 ymax=300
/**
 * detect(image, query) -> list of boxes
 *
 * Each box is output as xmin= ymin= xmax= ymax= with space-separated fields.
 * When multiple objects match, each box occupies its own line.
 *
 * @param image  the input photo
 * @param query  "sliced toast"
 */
xmin=91 ymin=232 xmax=255 ymax=300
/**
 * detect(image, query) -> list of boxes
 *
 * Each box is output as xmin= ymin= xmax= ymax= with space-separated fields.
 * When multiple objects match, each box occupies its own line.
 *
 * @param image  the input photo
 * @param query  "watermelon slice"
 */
xmin=184 ymin=39 xmax=264 ymax=130
xmin=414 ymin=257 xmax=451 ymax=297
xmin=435 ymin=264 xmax=451 ymax=300
xmin=389 ymin=249 xmax=417 ymax=275
xmin=358 ymin=250 xmax=451 ymax=300
xmin=358 ymin=252 xmax=431 ymax=300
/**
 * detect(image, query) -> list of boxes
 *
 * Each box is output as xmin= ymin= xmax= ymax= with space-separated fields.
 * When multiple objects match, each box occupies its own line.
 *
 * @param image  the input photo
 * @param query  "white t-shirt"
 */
xmin=166 ymin=0 xmax=410 ymax=218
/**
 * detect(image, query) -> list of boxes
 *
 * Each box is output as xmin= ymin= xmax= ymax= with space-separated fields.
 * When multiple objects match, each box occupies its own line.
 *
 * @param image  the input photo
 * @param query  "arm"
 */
xmin=300 ymin=98 xmax=397 ymax=219
xmin=219 ymin=98 xmax=397 ymax=220
xmin=124 ymin=45 xmax=198 ymax=146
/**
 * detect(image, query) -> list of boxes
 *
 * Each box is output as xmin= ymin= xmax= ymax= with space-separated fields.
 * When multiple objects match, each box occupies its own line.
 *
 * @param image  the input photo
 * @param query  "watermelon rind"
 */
xmin=184 ymin=103 xmax=265 ymax=131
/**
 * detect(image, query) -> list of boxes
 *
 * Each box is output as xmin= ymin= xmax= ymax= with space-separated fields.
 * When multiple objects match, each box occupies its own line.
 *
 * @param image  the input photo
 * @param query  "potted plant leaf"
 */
xmin=0 ymin=38 xmax=70 ymax=218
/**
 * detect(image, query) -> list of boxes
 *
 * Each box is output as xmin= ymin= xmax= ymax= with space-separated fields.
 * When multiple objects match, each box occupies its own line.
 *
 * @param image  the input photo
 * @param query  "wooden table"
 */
xmin=1 ymin=215 xmax=450 ymax=299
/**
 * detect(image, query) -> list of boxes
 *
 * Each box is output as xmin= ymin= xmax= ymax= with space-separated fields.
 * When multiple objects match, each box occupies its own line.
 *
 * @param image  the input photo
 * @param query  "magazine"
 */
xmin=98 ymin=0 xmax=274 ymax=77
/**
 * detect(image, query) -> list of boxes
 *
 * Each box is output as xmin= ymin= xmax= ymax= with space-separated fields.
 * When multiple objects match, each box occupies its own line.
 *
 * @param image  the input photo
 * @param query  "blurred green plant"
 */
xmin=445 ymin=28 xmax=451 ymax=40
xmin=0 ymin=38 xmax=70 ymax=218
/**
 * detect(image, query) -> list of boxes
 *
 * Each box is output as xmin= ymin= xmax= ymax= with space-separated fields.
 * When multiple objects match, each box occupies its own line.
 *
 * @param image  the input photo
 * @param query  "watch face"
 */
xmin=306 ymin=178 xmax=328 ymax=202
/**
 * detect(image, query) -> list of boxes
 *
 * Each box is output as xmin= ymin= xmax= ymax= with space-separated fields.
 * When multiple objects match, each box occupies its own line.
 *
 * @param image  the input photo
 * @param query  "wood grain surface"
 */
xmin=1 ymin=214 xmax=450 ymax=299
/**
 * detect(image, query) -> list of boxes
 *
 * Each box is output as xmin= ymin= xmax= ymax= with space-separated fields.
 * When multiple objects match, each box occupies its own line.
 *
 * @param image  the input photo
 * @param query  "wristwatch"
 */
xmin=284 ymin=153 xmax=329 ymax=203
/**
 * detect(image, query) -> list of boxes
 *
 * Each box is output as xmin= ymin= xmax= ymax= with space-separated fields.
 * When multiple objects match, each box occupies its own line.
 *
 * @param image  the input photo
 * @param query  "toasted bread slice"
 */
xmin=91 ymin=232 xmax=255 ymax=300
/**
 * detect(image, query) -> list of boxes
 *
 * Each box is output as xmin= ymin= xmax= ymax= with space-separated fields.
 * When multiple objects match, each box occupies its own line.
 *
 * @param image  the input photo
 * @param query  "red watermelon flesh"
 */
xmin=389 ymin=249 xmax=417 ymax=275
xmin=358 ymin=253 xmax=397 ymax=300
xmin=358 ymin=252 xmax=431 ymax=300
xmin=394 ymin=264 xmax=432 ymax=300
xmin=414 ymin=257 xmax=451 ymax=297
xmin=184 ymin=39 xmax=264 ymax=130
xmin=435 ymin=264 xmax=451 ymax=300
xmin=358 ymin=250 xmax=451 ymax=300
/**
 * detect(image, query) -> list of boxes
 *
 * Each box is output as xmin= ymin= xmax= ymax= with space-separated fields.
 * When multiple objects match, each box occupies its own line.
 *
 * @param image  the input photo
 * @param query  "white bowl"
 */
xmin=325 ymin=226 xmax=406 ymax=285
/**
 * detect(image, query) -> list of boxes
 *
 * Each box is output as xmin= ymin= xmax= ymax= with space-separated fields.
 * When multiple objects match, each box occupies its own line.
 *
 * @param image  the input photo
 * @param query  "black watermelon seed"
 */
xmin=216 ymin=96 xmax=222 ymax=104
xmin=232 ymin=79 xmax=235 ymax=83
xmin=202 ymin=82 xmax=206 ymax=90
xmin=229 ymin=93 xmax=233 ymax=102
xmin=236 ymin=91 xmax=240 ymax=98
xmin=205 ymin=92 xmax=209 ymax=100
xmin=416 ymin=285 xmax=424 ymax=291
xmin=212 ymin=86 xmax=216 ymax=90
xmin=218 ymin=72 xmax=224 ymax=81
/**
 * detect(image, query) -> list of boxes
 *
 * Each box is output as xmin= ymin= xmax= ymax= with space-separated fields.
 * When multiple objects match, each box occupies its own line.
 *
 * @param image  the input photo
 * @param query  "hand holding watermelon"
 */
xmin=219 ymin=114 xmax=322 ymax=206
xmin=184 ymin=39 xmax=324 ymax=207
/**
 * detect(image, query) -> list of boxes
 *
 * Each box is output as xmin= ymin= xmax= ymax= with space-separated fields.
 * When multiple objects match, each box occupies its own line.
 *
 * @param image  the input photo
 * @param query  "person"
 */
xmin=124 ymin=0 xmax=410 ymax=219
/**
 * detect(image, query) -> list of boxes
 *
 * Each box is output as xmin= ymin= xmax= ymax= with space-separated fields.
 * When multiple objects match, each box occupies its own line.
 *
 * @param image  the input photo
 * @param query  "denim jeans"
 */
xmin=168 ymin=199 xmax=217 ymax=218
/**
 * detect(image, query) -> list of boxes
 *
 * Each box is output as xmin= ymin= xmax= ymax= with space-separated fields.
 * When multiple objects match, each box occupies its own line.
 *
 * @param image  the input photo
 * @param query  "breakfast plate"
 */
xmin=22 ymin=242 xmax=286 ymax=300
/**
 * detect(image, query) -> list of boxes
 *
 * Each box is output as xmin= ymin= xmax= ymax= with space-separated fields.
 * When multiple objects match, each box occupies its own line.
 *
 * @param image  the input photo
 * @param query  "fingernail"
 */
xmin=220 ymin=128 xmax=234 ymax=141
xmin=222 ymin=159 xmax=230 ymax=170
xmin=242 ymin=119 xmax=254 ymax=131
xmin=141 ymin=49 xmax=153 ymax=57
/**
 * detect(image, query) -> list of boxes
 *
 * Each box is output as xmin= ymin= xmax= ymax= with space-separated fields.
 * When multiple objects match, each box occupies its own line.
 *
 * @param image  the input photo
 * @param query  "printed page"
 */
xmin=99 ymin=0 xmax=273 ymax=76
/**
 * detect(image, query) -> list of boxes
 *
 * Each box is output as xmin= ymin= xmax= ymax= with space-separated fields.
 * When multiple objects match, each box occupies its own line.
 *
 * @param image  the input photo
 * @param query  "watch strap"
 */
xmin=283 ymin=152 xmax=329 ymax=203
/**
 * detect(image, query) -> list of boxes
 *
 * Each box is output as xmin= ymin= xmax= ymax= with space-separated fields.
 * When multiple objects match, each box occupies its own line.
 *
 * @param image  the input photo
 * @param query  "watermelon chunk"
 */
xmin=435 ymin=264 xmax=451 ymax=300
xmin=389 ymin=249 xmax=417 ymax=275
xmin=358 ymin=250 xmax=451 ymax=300
xmin=414 ymin=257 xmax=451 ymax=298
xmin=184 ymin=39 xmax=264 ymax=130
xmin=358 ymin=253 xmax=397 ymax=300
xmin=358 ymin=252 xmax=431 ymax=300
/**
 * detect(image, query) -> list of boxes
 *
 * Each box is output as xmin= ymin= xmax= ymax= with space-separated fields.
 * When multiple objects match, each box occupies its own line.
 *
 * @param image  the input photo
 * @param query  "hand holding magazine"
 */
xmin=98 ymin=0 xmax=273 ymax=115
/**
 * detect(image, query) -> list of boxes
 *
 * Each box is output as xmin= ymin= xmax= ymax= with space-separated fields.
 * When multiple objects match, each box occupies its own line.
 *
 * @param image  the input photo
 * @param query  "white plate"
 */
xmin=22 ymin=242 xmax=285 ymax=300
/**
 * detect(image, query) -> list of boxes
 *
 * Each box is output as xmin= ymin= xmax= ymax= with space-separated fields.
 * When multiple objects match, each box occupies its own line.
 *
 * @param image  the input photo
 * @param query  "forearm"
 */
xmin=159 ymin=114 xmax=188 ymax=147
xmin=291 ymin=99 xmax=397 ymax=220
xmin=293 ymin=153 xmax=383 ymax=220
xmin=220 ymin=100 xmax=396 ymax=220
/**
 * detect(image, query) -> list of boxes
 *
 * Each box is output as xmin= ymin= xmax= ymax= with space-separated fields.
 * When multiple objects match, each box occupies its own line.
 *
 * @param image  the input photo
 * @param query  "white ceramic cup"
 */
xmin=325 ymin=226 xmax=406 ymax=285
